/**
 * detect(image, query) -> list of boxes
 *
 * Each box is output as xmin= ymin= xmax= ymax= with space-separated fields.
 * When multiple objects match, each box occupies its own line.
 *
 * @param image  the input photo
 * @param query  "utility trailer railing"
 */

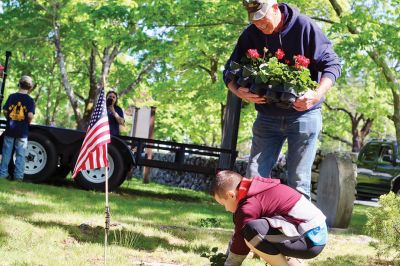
xmin=119 ymin=135 xmax=237 ymax=175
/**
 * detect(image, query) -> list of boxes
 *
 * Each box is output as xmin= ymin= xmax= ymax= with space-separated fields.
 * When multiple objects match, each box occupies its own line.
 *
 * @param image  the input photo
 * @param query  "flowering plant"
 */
xmin=228 ymin=47 xmax=318 ymax=108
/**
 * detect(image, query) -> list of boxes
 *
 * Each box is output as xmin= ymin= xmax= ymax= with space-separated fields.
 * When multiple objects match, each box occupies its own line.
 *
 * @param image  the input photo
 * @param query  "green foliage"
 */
xmin=0 ymin=0 xmax=398 ymax=153
xmin=366 ymin=192 xmax=400 ymax=263
xmin=201 ymin=247 xmax=227 ymax=266
xmin=198 ymin=217 xmax=222 ymax=228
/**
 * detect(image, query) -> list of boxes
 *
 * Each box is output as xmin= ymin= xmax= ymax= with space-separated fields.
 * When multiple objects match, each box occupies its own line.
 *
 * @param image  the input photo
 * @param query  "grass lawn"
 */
xmin=0 ymin=178 xmax=379 ymax=265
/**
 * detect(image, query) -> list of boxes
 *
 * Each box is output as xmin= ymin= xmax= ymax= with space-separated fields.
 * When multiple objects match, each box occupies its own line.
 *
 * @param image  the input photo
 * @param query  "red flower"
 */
xmin=275 ymin=49 xmax=285 ymax=60
xmin=246 ymin=49 xmax=260 ymax=59
xmin=294 ymin=55 xmax=310 ymax=69
xmin=285 ymin=59 xmax=290 ymax=65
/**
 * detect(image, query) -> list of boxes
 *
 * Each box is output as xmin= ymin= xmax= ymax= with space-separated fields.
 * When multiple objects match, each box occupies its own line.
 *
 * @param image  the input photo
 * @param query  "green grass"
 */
xmin=0 ymin=178 xmax=382 ymax=265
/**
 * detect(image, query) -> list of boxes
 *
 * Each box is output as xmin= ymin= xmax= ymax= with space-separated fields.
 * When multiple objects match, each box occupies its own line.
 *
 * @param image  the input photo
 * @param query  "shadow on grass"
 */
xmin=28 ymin=220 xmax=211 ymax=254
xmin=309 ymin=255 xmax=394 ymax=266
xmin=0 ymin=196 xmax=55 ymax=218
xmin=23 ymin=177 xmax=211 ymax=204
xmin=115 ymin=186 xmax=209 ymax=203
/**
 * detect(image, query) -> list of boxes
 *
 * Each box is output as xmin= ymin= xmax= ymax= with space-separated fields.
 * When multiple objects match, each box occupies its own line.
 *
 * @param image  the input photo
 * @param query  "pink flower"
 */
xmin=294 ymin=55 xmax=310 ymax=69
xmin=275 ymin=49 xmax=285 ymax=60
xmin=285 ymin=59 xmax=290 ymax=65
xmin=246 ymin=49 xmax=260 ymax=59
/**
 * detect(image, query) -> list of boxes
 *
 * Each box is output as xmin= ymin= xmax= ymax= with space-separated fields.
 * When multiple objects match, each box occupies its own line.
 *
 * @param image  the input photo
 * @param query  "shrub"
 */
xmin=366 ymin=192 xmax=400 ymax=263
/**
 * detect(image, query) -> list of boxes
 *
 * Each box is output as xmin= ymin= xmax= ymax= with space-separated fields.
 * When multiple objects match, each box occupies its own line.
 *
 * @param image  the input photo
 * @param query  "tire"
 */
xmin=393 ymin=182 xmax=400 ymax=196
xmin=23 ymin=131 xmax=58 ymax=182
xmin=53 ymin=165 xmax=71 ymax=179
xmin=74 ymin=144 xmax=125 ymax=191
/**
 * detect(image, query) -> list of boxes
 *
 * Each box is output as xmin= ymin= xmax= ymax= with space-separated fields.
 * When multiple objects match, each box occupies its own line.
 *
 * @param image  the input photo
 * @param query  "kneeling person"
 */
xmin=211 ymin=170 xmax=327 ymax=266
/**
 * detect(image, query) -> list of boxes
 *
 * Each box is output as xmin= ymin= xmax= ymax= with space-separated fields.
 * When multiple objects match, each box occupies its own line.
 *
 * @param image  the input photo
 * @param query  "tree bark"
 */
xmin=52 ymin=12 xmax=83 ymax=129
xmin=323 ymin=102 xmax=371 ymax=152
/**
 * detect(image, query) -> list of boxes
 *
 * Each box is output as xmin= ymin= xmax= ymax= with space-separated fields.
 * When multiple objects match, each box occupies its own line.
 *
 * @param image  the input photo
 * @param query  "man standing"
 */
xmin=0 ymin=76 xmax=35 ymax=181
xmin=223 ymin=0 xmax=341 ymax=198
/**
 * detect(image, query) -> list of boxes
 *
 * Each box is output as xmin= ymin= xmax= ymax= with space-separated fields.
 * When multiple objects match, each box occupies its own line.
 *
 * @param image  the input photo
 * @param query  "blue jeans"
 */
xmin=246 ymin=109 xmax=322 ymax=198
xmin=0 ymin=135 xmax=28 ymax=179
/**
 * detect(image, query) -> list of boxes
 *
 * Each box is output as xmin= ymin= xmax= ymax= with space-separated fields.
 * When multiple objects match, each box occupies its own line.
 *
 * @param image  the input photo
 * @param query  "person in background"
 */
xmin=223 ymin=0 xmax=341 ymax=198
xmin=211 ymin=170 xmax=327 ymax=266
xmin=106 ymin=90 xmax=124 ymax=136
xmin=0 ymin=75 xmax=35 ymax=181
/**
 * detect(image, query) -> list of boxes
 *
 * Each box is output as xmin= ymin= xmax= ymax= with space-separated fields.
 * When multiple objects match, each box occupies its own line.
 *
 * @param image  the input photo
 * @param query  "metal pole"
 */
xmin=1 ymin=51 xmax=12 ymax=108
xmin=104 ymin=165 xmax=110 ymax=266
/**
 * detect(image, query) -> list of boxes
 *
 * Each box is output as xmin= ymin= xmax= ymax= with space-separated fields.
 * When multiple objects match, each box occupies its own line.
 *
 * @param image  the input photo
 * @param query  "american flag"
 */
xmin=72 ymin=89 xmax=111 ymax=178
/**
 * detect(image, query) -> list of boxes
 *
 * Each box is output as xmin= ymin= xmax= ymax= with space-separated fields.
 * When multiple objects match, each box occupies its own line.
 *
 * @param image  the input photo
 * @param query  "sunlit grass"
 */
xmin=0 ymin=178 xmax=380 ymax=265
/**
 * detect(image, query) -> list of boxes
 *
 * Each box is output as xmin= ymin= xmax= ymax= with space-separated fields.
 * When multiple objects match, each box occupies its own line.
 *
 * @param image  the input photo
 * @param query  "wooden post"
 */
xmin=316 ymin=153 xmax=356 ymax=228
xmin=143 ymin=107 xmax=156 ymax=184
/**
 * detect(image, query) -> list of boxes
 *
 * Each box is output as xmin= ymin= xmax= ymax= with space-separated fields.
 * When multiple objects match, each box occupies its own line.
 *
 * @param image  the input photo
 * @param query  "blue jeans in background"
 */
xmin=246 ymin=109 xmax=322 ymax=198
xmin=0 ymin=136 xmax=28 ymax=180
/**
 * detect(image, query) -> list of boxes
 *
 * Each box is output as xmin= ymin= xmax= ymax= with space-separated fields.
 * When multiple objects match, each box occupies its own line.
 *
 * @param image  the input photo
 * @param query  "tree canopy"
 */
xmin=0 ymin=0 xmax=398 ymax=154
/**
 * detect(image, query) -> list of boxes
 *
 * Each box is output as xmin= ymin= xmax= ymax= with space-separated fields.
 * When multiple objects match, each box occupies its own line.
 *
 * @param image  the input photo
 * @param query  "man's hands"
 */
xmin=234 ymin=87 xmax=267 ymax=104
xmin=293 ymin=90 xmax=322 ymax=111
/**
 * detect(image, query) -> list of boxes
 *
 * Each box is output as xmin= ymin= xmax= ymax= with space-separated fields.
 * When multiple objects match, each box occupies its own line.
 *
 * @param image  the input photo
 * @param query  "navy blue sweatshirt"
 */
xmin=223 ymin=4 xmax=341 ymax=116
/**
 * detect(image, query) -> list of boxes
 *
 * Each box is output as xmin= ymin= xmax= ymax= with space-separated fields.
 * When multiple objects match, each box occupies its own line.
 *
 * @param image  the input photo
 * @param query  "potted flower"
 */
xmin=228 ymin=48 xmax=317 ymax=109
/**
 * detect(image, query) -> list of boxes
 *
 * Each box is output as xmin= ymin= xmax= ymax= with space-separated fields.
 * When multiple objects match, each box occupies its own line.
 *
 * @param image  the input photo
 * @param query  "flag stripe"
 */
xmin=72 ymin=89 xmax=111 ymax=178
xmin=73 ymin=134 xmax=110 ymax=175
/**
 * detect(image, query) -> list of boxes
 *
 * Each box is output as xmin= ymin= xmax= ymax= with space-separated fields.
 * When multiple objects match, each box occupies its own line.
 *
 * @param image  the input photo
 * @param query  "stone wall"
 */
xmin=133 ymin=152 xmax=287 ymax=191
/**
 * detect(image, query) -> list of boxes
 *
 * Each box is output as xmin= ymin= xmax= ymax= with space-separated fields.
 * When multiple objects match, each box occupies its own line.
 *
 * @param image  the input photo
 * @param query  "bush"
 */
xmin=366 ymin=192 xmax=400 ymax=263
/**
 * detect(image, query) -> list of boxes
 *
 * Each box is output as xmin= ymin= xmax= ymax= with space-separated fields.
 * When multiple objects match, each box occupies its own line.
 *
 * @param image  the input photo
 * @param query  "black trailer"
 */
xmin=0 ymin=120 xmax=237 ymax=191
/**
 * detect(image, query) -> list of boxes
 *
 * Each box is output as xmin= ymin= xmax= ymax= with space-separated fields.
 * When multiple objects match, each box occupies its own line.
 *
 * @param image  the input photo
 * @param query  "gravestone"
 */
xmin=317 ymin=153 xmax=357 ymax=228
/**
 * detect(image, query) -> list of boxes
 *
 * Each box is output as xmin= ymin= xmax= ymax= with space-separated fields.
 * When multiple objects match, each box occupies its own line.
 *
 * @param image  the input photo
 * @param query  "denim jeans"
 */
xmin=246 ymin=109 xmax=322 ymax=198
xmin=0 ymin=135 xmax=28 ymax=180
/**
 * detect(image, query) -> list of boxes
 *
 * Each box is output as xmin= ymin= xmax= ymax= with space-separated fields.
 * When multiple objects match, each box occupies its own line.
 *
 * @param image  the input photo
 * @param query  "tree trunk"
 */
xmin=351 ymin=117 xmax=361 ymax=152
xmin=51 ymin=85 xmax=63 ymax=125
xmin=360 ymin=118 xmax=373 ymax=147
xmin=392 ymin=92 xmax=400 ymax=143
xmin=53 ymin=19 xmax=84 ymax=129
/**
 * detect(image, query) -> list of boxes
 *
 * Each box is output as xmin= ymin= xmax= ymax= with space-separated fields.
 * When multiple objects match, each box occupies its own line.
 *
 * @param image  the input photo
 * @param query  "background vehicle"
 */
xmin=356 ymin=139 xmax=400 ymax=199
xmin=0 ymin=121 xmax=236 ymax=191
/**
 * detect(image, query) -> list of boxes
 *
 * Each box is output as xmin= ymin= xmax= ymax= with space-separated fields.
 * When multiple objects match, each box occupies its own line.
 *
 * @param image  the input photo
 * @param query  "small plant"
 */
xmin=366 ymin=192 xmax=400 ymax=264
xmin=201 ymin=247 xmax=227 ymax=266
xmin=199 ymin=217 xmax=221 ymax=228
xmin=111 ymin=228 xmax=141 ymax=249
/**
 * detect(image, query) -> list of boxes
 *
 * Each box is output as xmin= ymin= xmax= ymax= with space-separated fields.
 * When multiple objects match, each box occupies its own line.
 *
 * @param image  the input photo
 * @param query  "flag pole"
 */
xmin=104 ymin=165 xmax=110 ymax=266
xmin=103 ymin=76 xmax=110 ymax=266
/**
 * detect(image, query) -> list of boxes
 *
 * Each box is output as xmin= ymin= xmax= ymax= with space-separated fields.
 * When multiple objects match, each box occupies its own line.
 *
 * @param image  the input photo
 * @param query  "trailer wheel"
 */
xmin=23 ymin=132 xmax=58 ymax=182
xmin=74 ymin=144 xmax=125 ymax=191
xmin=53 ymin=165 xmax=71 ymax=179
